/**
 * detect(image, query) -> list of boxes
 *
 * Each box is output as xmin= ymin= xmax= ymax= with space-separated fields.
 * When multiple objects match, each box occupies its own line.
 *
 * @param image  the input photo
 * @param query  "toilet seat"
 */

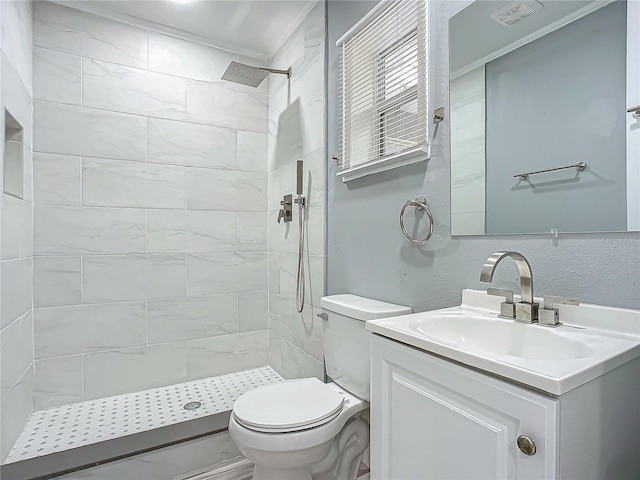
xmin=233 ymin=378 xmax=345 ymax=433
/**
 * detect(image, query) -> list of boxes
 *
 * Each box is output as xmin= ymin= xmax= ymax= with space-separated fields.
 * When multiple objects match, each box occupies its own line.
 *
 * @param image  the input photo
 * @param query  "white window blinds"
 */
xmin=337 ymin=0 xmax=428 ymax=181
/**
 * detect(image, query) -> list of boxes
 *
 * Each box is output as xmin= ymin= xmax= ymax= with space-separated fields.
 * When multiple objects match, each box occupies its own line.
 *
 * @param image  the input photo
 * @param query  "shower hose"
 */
xmin=295 ymin=194 xmax=306 ymax=313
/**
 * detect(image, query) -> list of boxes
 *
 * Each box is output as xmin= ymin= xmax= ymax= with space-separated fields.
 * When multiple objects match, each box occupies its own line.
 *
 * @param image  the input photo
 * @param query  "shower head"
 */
xmin=221 ymin=61 xmax=291 ymax=88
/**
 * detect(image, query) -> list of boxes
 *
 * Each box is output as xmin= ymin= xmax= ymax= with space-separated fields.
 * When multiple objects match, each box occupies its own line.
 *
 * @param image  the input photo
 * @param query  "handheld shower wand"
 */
xmin=294 ymin=160 xmax=306 ymax=313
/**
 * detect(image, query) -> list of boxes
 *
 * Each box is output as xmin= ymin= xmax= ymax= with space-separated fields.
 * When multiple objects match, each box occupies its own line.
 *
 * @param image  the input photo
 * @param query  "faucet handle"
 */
xmin=542 ymin=295 xmax=579 ymax=308
xmin=487 ymin=288 xmax=516 ymax=319
xmin=487 ymin=288 xmax=514 ymax=303
xmin=539 ymin=295 xmax=579 ymax=326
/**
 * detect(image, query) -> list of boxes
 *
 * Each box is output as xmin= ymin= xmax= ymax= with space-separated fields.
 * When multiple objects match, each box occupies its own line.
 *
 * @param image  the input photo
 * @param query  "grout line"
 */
xmin=33 ymin=98 xmax=268 ymax=134
xmin=80 ymin=57 xmax=83 ymax=107
xmin=145 ymin=300 xmax=149 ymax=346
xmin=184 ymin=254 xmax=189 ymax=298
xmin=145 ymin=209 xmax=148 ymax=254
xmin=81 ymin=354 xmax=85 ymax=400
xmin=80 ymin=255 xmax=84 ymax=304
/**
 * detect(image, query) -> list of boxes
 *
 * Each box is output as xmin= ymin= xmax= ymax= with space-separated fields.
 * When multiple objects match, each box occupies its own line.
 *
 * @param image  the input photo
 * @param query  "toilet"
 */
xmin=228 ymin=294 xmax=412 ymax=480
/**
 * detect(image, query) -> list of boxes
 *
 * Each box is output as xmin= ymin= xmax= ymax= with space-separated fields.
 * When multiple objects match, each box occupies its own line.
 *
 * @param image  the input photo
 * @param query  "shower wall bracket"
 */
xmin=277 ymin=194 xmax=293 ymax=223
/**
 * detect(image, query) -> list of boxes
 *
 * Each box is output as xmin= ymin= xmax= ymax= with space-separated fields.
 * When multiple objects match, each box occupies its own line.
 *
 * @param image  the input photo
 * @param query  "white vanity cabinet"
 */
xmin=370 ymin=334 xmax=640 ymax=480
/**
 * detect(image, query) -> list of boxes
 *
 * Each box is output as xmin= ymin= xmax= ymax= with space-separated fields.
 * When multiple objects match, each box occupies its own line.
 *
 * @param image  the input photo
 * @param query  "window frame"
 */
xmin=336 ymin=0 xmax=432 ymax=183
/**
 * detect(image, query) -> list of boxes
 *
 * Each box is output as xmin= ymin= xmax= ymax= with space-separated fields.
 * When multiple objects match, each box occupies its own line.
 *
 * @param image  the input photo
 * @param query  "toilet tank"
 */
xmin=321 ymin=294 xmax=411 ymax=401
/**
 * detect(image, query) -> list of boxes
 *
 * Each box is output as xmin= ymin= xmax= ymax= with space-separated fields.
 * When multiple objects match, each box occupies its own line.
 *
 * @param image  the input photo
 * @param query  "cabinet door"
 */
xmin=371 ymin=335 xmax=558 ymax=480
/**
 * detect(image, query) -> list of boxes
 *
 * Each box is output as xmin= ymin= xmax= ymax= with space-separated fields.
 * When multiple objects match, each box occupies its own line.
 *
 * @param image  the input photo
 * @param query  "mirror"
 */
xmin=449 ymin=0 xmax=639 ymax=235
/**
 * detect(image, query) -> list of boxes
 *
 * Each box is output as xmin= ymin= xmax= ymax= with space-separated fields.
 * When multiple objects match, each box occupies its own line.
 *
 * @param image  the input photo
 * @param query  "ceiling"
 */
xmin=55 ymin=0 xmax=318 ymax=59
xmin=450 ymin=0 xmax=605 ymax=72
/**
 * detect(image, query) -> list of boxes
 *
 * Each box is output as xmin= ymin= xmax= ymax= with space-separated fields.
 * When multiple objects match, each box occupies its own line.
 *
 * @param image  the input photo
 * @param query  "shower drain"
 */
xmin=183 ymin=401 xmax=202 ymax=410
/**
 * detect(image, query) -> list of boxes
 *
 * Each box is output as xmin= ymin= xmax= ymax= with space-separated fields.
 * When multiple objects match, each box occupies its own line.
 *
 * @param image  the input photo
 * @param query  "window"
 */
xmin=337 ymin=0 xmax=428 ymax=182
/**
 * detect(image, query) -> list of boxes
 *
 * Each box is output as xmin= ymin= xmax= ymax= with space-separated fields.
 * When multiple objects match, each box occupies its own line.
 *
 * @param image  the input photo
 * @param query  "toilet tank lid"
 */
xmin=321 ymin=294 xmax=412 ymax=321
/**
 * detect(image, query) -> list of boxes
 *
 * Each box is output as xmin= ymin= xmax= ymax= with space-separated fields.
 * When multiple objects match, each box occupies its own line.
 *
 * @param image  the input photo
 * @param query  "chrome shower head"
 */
xmin=221 ymin=61 xmax=291 ymax=88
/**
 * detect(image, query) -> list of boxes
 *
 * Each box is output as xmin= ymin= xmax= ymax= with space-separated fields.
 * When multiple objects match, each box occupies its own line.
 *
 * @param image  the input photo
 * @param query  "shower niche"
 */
xmin=3 ymin=109 xmax=24 ymax=199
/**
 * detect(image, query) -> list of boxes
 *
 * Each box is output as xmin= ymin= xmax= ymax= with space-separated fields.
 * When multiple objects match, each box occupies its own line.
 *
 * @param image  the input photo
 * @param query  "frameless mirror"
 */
xmin=449 ymin=0 xmax=639 ymax=235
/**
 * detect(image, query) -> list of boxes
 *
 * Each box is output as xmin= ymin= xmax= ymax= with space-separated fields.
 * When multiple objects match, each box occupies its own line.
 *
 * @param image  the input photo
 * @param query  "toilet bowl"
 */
xmin=229 ymin=379 xmax=368 ymax=480
xmin=228 ymin=295 xmax=411 ymax=480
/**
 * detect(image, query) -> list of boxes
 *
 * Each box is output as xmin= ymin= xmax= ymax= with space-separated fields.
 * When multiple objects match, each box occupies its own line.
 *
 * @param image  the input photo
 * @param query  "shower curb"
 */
xmin=0 ymin=411 xmax=230 ymax=480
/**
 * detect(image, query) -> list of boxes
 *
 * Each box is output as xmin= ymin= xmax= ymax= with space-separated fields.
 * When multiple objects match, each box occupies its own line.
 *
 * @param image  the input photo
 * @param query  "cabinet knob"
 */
xmin=517 ymin=435 xmax=537 ymax=456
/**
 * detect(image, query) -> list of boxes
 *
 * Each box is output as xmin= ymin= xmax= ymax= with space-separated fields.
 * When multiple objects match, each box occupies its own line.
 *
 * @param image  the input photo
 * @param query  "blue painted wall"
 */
xmin=326 ymin=0 xmax=640 ymax=311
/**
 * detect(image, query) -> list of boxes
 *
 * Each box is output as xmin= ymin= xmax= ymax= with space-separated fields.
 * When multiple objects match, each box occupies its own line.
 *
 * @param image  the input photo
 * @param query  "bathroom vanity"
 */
xmin=367 ymin=290 xmax=640 ymax=480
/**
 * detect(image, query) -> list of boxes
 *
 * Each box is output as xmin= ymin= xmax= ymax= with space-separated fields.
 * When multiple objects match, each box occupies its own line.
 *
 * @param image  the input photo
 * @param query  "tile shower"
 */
xmin=0 ymin=0 xmax=326 ymax=474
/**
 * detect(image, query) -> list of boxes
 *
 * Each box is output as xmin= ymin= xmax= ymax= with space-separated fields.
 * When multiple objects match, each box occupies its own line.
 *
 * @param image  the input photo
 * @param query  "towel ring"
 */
xmin=400 ymin=197 xmax=434 ymax=244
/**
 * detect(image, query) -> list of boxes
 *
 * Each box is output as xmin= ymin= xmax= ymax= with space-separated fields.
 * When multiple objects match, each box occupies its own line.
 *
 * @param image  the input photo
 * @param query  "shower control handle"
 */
xmin=278 ymin=194 xmax=293 ymax=224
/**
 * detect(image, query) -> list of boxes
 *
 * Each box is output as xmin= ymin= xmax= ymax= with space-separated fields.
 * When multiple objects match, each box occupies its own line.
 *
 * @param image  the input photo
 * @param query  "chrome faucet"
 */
xmin=480 ymin=251 xmax=539 ymax=323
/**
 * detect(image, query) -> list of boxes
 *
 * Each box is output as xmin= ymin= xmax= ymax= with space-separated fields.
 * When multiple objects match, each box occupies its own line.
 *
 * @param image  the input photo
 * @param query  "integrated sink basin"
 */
xmin=412 ymin=313 xmax=596 ymax=360
xmin=366 ymin=289 xmax=640 ymax=395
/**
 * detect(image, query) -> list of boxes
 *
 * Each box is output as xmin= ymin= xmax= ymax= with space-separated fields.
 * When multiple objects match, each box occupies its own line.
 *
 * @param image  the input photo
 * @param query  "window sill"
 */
xmin=338 ymin=145 xmax=430 ymax=183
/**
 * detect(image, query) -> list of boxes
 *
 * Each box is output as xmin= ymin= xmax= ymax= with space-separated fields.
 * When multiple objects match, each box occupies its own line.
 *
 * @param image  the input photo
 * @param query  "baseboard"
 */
xmin=179 ymin=456 xmax=254 ymax=480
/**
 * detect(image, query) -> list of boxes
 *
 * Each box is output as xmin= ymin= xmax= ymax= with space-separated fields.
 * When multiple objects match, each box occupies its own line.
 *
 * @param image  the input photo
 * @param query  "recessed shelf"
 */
xmin=3 ymin=109 xmax=24 ymax=199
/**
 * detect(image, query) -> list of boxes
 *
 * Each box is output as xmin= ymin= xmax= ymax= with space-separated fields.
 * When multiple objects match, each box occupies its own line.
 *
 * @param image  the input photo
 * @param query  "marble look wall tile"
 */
xmin=1 ymin=0 xmax=33 ymax=93
xmin=147 ymin=294 xmax=237 ymax=344
xmin=1 ymin=311 xmax=33 ymax=401
xmin=23 ymin=145 xmax=33 ymax=203
xmin=187 ymin=80 xmax=268 ymax=133
xmin=237 ymin=212 xmax=268 ymax=252
xmin=269 ymin=252 xmax=324 ymax=307
xmin=83 ymin=158 xmax=186 ymax=209
xmin=308 ymin=203 xmax=324 ymax=257
xmin=147 ymin=210 xmax=236 ymax=254
xmin=4 ymin=140 xmax=24 ymax=200
xmin=83 ymin=255 xmax=186 ymax=303
xmin=237 ymin=131 xmax=268 ymax=172
xmin=303 ymin=149 xmax=325 ymax=206
xmin=33 ymin=152 xmax=81 ymax=205
xmin=33 ymin=256 xmax=81 ymax=308
xmin=147 ymin=118 xmax=237 ymax=170
xmin=269 ymin=293 xmax=323 ymax=360
xmin=34 ymin=301 xmax=146 ymax=358
xmin=289 ymin=56 xmax=324 ymax=114
xmin=1 ymin=258 xmax=32 ymax=329
xmin=187 ymin=330 xmax=268 ymax=379
xmin=187 ymin=253 xmax=267 ymax=296
xmin=451 ymin=174 xmax=485 ymax=215
xmin=451 ymin=137 xmax=485 ymax=181
xmin=33 ymin=47 xmax=81 ymax=104
xmin=269 ymin=331 xmax=323 ymax=381
xmin=2 ymin=53 xmax=33 ymax=148
xmin=82 ymin=59 xmax=187 ymax=120
xmin=269 ymin=203 xmax=323 ymax=256
xmin=451 ymin=212 xmax=485 ymax=236
xmin=238 ymin=291 xmax=268 ymax=332
xmin=269 ymin=159 xmax=312 ymax=211
xmin=33 ymin=2 xmax=147 ymax=69
xmin=34 ymin=356 xmax=83 ymax=409
xmin=57 ymin=431 xmax=240 ymax=480
xmin=34 ymin=206 xmax=146 ymax=255
xmin=1 ymin=193 xmax=33 ymax=260
xmin=301 ymin=99 xmax=324 ymax=156
xmin=83 ymin=343 xmax=188 ymax=400
xmin=34 ymin=101 xmax=146 ymax=161
xmin=269 ymin=101 xmax=303 ymax=172
xmin=1 ymin=366 xmax=33 ymax=461
xmin=148 ymin=32 xmax=237 ymax=84
xmin=451 ymin=101 xmax=485 ymax=145
xmin=187 ymin=168 xmax=266 ymax=212
xmin=450 ymin=66 xmax=484 ymax=110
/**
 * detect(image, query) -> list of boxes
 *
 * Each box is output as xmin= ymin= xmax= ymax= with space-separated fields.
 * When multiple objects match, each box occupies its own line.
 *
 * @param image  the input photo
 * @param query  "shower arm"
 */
xmin=259 ymin=67 xmax=292 ymax=78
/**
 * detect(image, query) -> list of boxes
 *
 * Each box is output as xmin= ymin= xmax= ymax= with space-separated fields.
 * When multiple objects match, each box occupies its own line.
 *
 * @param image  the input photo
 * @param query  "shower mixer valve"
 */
xmin=277 ymin=194 xmax=293 ymax=223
